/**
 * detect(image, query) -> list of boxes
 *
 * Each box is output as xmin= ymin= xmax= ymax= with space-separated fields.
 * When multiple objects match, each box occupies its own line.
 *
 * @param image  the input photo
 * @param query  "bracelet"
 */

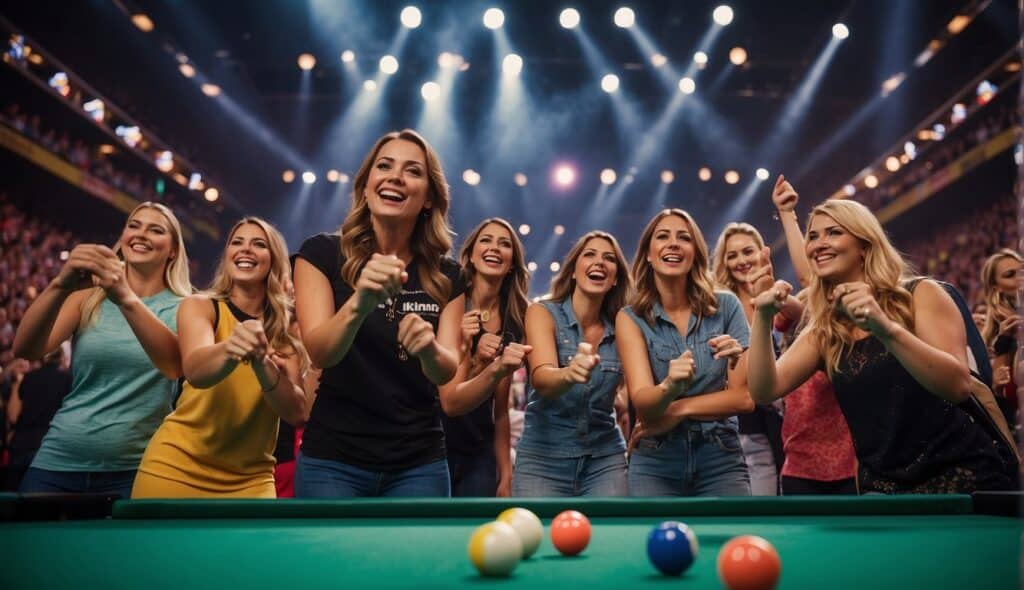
xmin=261 ymin=360 xmax=282 ymax=392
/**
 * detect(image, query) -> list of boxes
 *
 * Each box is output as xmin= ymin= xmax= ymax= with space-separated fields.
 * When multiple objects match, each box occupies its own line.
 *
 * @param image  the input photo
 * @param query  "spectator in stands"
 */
xmin=5 ymin=346 xmax=71 ymax=491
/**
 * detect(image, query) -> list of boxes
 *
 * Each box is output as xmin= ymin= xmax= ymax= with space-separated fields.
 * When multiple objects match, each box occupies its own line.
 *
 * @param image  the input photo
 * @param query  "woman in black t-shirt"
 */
xmin=440 ymin=218 xmax=530 ymax=497
xmin=292 ymin=129 xmax=466 ymax=497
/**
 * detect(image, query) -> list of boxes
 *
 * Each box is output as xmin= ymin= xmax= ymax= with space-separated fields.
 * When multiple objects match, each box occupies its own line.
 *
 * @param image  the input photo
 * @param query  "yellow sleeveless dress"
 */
xmin=133 ymin=299 xmax=279 ymax=498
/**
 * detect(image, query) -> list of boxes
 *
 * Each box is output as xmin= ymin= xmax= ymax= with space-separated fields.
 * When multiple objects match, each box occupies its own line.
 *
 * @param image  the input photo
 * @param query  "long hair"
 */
xmin=205 ymin=217 xmax=308 ymax=373
xmin=630 ymin=209 xmax=718 ymax=326
xmin=802 ymin=199 xmax=915 ymax=378
xmin=711 ymin=222 xmax=766 ymax=294
xmin=79 ymin=201 xmax=192 ymax=330
xmin=980 ymin=248 xmax=1023 ymax=345
xmin=459 ymin=218 xmax=530 ymax=339
xmin=548 ymin=231 xmax=632 ymax=324
xmin=340 ymin=129 xmax=453 ymax=305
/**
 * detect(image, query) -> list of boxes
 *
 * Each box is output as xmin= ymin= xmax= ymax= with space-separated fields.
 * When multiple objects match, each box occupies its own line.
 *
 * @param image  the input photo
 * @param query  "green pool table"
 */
xmin=0 ymin=495 xmax=1020 ymax=589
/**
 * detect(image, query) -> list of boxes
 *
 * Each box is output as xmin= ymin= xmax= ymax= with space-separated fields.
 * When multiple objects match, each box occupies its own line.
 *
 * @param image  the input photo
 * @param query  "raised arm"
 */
xmin=748 ymin=281 xmax=821 ymax=402
xmin=772 ymin=175 xmax=812 ymax=288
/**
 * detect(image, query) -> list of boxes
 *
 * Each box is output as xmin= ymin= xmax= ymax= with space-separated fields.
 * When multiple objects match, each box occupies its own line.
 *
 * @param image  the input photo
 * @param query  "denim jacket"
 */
xmin=518 ymin=299 xmax=626 ymax=458
xmin=621 ymin=290 xmax=750 ymax=435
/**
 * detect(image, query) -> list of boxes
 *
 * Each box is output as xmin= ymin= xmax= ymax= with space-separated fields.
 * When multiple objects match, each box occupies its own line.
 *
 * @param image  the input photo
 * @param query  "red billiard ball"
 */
xmin=549 ymin=510 xmax=590 ymax=556
xmin=717 ymin=535 xmax=781 ymax=590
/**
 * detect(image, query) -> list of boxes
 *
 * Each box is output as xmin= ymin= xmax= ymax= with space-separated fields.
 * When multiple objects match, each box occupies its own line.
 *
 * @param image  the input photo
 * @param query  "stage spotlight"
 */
xmin=601 ymin=74 xmax=620 ymax=93
xmin=302 ymin=171 xmax=317 ymax=184
xmin=363 ymin=80 xmax=377 ymax=92
xmin=519 ymin=224 xmax=531 ymax=236
xmin=832 ymin=23 xmax=849 ymax=39
xmin=651 ymin=53 xmax=667 ymax=67
xmin=554 ymin=225 xmax=565 ymax=235
xmin=550 ymin=261 xmax=561 ymax=272
xmin=339 ymin=173 xmax=350 ymax=183
xmin=712 ymin=5 xmax=734 ymax=26
xmin=201 ymin=83 xmax=221 ymax=97
xmin=83 ymin=99 xmax=105 ymax=123
xmin=155 ymin=150 xmax=174 ymax=173
xmin=756 ymin=168 xmax=769 ymax=180
xmin=678 ymin=76 xmax=695 ymax=94
xmin=660 ymin=170 xmax=675 ymax=184
xmin=729 ymin=46 xmax=747 ymax=66
xmin=693 ymin=51 xmax=709 ymax=66
xmin=904 ymin=141 xmax=916 ymax=159
xmin=553 ymin=164 xmax=576 ymax=188
xmin=326 ymin=169 xmax=341 ymax=182
xmin=380 ymin=55 xmax=399 ymax=74
xmin=400 ymin=6 xmax=422 ymax=28
xmin=178 ymin=63 xmax=195 ymax=78
xmin=614 ymin=7 xmax=635 ymax=28
xmin=514 ymin=173 xmax=528 ymax=186
xmin=204 ymin=188 xmax=219 ymax=202
xmin=502 ymin=53 xmax=523 ymax=76
xmin=698 ymin=167 xmax=712 ymax=181
xmin=421 ymin=82 xmax=441 ymax=101
xmin=483 ymin=8 xmax=505 ymax=29
xmin=864 ymin=174 xmax=878 ymax=188
xmin=560 ymin=8 xmax=580 ymax=29
xmin=463 ymin=169 xmax=481 ymax=186
xmin=341 ymin=50 xmax=355 ymax=63
xmin=843 ymin=184 xmax=856 ymax=196
xmin=600 ymin=168 xmax=617 ymax=185
xmin=885 ymin=156 xmax=900 ymax=172
xmin=724 ymin=170 xmax=740 ymax=184
xmin=131 ymin=13 xmax=155 ymax=33
xmin=527 ymin=261 xmax=538 ymax=272
xmin=282 ymin=170 xmax=295 ymax=183
xmin=98 ymin=144 xmax=115 ymax=155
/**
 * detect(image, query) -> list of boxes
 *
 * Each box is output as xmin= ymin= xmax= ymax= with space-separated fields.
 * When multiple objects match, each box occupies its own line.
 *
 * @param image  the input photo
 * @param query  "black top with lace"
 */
xmin=831 ymin=335 xmax=1016 ymax=494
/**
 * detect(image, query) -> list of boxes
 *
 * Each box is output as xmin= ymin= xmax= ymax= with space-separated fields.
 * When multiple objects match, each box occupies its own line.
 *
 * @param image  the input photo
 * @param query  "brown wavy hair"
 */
xmin=980 ymin=248 xmax=1023 ymax=345
xmin=459 ymin=218 xmax=530 ymax=339
xmin=711 ymin=222 xmax=766 ymax=294
xmin=340 ymin=129 xmax=454 ymax=304
xmin=548 ymin=231 xmax=632 ymax=324
xmin=802 ymin=199 xmax=916 ymax=378
xmin=630 ymin=209 xmax=718 ymax=326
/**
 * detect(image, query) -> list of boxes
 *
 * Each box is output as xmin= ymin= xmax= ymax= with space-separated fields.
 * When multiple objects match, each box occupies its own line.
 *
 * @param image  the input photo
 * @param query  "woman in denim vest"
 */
xmin=513 ymin=231 xmax=632 ymax=496
xmin=617 ymin=209 xmax=754 ymax=496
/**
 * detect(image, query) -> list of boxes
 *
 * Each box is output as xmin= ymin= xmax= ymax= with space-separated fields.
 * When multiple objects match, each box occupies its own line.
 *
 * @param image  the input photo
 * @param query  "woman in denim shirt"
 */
xmin=513 ymin=231 xmax=632 ymax=497
xmin=617 ymin=209 xmax=754 ymax=497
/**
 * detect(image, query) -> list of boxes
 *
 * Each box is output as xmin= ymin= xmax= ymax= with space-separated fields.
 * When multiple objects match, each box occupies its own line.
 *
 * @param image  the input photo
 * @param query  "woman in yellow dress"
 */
xmin=133 ymin=217 xmax=307 ymax=498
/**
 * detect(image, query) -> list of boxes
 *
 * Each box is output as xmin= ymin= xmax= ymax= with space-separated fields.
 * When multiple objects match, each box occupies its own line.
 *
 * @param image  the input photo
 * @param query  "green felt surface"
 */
xmin=0 ymin=497 xmax=1020 ymax=589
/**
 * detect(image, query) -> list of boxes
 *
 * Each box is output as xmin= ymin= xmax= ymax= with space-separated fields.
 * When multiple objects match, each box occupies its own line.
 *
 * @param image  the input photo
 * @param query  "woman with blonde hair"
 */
xmin=515 ymin=231 xmax=631 ymax=496
xmin=617 ymin=209 xmax=753 ymax=496
xmin=293 ymin=129 xmax=466 ymax=497
xmin=748 ymin=199 xmax=1017 ymax=493
xmin=979 ymin=248 xmax=1023 ymax=421
xmin=13 ymin=202 xmax=190 ymax=497
xmin=133 ymin=217 xmax=307 ymax=498
xmin=440 ymin=217 xmax=530 ymax=497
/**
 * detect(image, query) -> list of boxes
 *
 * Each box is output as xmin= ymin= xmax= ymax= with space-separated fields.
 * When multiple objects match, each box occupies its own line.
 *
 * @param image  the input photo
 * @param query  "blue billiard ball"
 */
xmin=647 ymin=521 xmax=699 ymax=576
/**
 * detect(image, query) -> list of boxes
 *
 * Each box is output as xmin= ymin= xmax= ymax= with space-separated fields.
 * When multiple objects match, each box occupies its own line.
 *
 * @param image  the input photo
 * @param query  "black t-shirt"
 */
xmin=8 ymin=364 xmax=71 ymax=464
xmin=294 ymin=233 xmax=464 ymax=471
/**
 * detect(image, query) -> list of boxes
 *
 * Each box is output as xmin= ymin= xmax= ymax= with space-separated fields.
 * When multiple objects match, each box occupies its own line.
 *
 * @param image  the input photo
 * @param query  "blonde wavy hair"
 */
xmin=630 ymin=209 xmax=718 ymax=326
xmin=79 ymin=201 xmax=192 ymax=330
xmin=711 ymin=222 xmax=766 ymax=294
xmin=459 ymin=218 xmax=530 ymax=339
xmin=802 ymin=199 xmax=916 ymax=378
xmin=548 ymin=231 xmax=632 ymax=324
xmin=205 ymin=217 xmax=308 ymax=373
xmin=980 ymin=248 xmax=1023 ymax=345
xmin=340 ymin=129 xmax=453 ymax=305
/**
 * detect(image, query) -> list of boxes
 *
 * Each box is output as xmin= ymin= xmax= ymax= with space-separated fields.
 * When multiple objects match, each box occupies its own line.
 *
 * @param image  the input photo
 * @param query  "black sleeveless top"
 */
xmin=831 ymin=332 xmax=1016 ymax=494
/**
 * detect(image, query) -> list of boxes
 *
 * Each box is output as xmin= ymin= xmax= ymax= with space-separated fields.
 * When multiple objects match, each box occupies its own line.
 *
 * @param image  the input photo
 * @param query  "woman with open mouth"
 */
xmin=13 ymin=202 xmax=191 ymax=498
xmin=291 ymin=129 xmax=466 ymax=497
xmin=132 ymin=217 xmax=307 ymax=498
xmin=438 ymin=217 xmax=530 ymax=497
xmin=513 ymin=230 xmax=632 ymax=497
xmin=617 ymin=208 xmax=752 ymax=497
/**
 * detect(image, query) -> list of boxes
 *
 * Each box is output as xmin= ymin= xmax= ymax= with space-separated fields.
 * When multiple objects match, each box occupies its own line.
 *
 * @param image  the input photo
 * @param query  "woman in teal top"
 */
xmin=616 ymin=209 xmax=754 ymax=497
xmin=514 ymin=231 xmax=633 ymax=497
xmin=13 ymin=202 xmax=191 ymax=498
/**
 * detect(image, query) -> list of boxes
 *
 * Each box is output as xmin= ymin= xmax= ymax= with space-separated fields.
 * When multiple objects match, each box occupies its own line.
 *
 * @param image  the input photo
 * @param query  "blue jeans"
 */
xmin=448 ymin=448 xmax=498 ymax=497
xmin=512 ymin=450 xmax=628 ymax=497
xmin=19 ymin=467 xmax=136 ymax=499
xmin=294 ymin=453 xmax=451 ymax=498
xmin=628 ymin=425 xmax=751 ymax=497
